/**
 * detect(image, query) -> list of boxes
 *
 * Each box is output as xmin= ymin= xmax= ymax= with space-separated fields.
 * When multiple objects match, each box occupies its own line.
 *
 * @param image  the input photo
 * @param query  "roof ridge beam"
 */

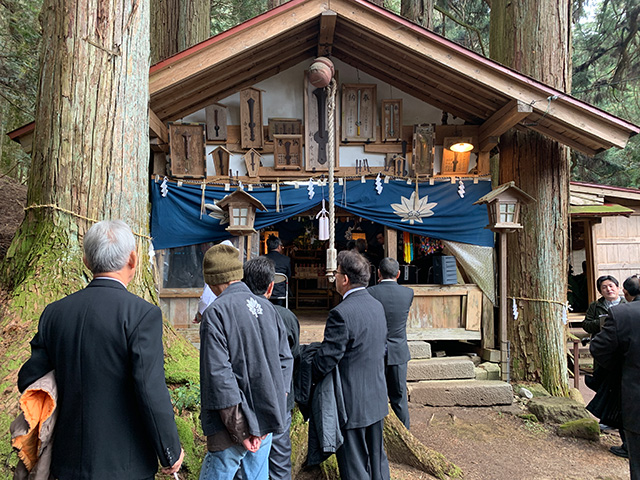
xmin=318 ymin=11 xmax=337 ymax=56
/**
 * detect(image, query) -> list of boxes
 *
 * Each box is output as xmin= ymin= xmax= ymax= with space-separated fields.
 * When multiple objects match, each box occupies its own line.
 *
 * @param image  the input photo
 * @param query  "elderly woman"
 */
xmin=582 ymin=275 xmax=626 ymax=335
xmin=583 ymin=274 xmax=628 ymax=458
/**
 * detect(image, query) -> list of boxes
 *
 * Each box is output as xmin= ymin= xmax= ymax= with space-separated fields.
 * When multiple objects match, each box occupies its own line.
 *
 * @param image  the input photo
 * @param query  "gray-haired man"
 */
xmin=19 ymin=220 xmax=183 ymax=479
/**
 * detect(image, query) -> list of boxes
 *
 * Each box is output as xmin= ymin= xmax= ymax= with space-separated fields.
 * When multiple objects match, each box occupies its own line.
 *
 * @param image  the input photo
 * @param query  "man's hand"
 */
xmin=161 ymin=448 xmax=185 ymax=475
xmin=242 ymin=435 xmax=263 ymax=452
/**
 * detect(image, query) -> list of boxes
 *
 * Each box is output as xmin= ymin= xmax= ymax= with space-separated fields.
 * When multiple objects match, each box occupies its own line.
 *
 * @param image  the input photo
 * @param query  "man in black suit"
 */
xmin=312 ymin=250 xmax=390 ymax=480
xmin=368 ymin=257 xmax=414 ymax=429
xmin=18 ymin=220 xmax=183 ymax=480
xmin=591 ymin=275 xmax=640 ymax=479
xmin=264 ymin=235 xmax=292 ymax=306
xmin=243 ymin=256 xmax=300 ymax=480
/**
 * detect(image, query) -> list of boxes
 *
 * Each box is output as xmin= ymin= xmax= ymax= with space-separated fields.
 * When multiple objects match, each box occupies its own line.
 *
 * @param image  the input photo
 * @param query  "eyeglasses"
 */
xmin=335 ymin=270 xmax=345 ymax=276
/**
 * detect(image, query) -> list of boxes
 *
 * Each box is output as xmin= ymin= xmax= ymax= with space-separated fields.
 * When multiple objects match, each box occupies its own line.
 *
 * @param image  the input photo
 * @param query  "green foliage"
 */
xmin=174 ymin=414 xmax=205 ymax=480
xmin=0 ymin=412 xmax=18 ymax=480
xmin=210 ymin=0 xmax=267 ymax=36
xmin=571 ymin=0 xmax=640 ymax=187
xmin=0 ymin=0 xmax=41 ymax=180
xmin=433 ymin=0 xmax=490 ymax=56
xmin=171 ymin=382 xmax=201 ymax=415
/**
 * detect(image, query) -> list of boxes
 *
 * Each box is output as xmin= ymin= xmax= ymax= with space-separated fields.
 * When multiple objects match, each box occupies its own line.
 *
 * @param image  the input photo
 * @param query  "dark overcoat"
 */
xmin=367 ymin=280 xmax=414 ymax=365
xmin=312 ymin=288 xmax=388 ymax=429
xmin=590 ymin=296 xmax=640 ymax=434
xmin=18 ymin=278 xmax=181 ymax=480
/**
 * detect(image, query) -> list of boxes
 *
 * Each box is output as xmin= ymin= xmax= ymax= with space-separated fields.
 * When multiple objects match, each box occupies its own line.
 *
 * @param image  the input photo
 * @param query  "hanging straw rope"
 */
xmin=326 ymin=78 xmax=338 ymax=276
xmin=24 ymin=203 xmax=152 ymax=240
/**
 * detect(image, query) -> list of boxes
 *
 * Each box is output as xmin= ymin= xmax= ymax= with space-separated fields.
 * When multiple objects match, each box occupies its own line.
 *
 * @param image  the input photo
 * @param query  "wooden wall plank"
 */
xmin=465 ymin=288 xmax=482 ymax=331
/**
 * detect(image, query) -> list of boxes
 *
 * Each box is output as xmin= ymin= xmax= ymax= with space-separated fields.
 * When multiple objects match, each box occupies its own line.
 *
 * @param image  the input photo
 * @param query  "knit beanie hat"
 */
xmin=203 ymin=244 xmax=243 ymax=286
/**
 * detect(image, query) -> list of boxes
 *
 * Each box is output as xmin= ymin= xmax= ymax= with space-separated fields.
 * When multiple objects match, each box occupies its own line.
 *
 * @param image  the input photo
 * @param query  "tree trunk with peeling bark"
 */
xmin=401 ymin=0 xmax=433 ymax=28
xmin=489 ymin=0 xmax=571 ymax=396
xmin=0 ymin=0 xmax=160 ymax=471
xmin=150 ymin=0 xmax=210 ymax=65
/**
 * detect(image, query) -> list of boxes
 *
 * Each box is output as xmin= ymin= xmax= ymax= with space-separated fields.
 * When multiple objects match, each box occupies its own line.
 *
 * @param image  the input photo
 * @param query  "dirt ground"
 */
xmin=402 ymin=403 xmax=629 ymax=480
xmin=0 ymin=175 xmax=632 ymax=480
xmin=296 ymin=400 xmax=629 ymax=480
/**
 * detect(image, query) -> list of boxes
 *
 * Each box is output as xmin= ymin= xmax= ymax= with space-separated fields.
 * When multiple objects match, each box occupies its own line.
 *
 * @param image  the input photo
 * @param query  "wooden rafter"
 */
xmin=149 ymin=108 xmax=168 ymax=144
xmin=318 ymin=11 xmax=337 ymax=56
xmin=141 ymin=0 xmax=639 ymax=155
xmin=478 ymin=100 xmax=532 ymax=152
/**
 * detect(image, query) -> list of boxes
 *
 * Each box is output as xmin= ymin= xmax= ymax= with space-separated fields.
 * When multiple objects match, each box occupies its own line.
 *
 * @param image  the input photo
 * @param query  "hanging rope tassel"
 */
xmin=276 ymin=178 xmax=281 ymax=212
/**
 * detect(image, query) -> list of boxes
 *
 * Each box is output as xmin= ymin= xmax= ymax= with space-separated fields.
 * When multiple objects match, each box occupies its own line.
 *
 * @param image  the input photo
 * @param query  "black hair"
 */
xmin=337 ymin=250 xmax=370 ymax=287
xmin=266 ymin=235 xmax=282 ymax=252
xmin=243 ymin=257 xmax=275 ymax=295
xmin=623 ymin=275 xmax=640 ymax=298
xmin=378 ymin=257 xmax=400 ymax=279
xmin=596 ymin=275 xmax=619 ymax=292
xmin=355 ymin=238 xmax=367 ymax=254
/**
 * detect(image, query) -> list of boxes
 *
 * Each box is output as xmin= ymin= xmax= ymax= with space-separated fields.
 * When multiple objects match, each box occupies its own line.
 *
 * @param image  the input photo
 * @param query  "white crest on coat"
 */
xmin=246 ymin=297 xmax=263 ymax=318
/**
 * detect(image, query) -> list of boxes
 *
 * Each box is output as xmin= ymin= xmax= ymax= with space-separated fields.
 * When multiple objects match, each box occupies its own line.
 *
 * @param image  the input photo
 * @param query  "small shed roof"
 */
xmin=148 ymin=0 xmax=639 ymax=156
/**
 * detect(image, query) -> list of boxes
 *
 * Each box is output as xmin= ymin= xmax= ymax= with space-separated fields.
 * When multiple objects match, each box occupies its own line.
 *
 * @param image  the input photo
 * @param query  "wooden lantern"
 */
xmin=473 ymin=181 xmax=535 ymax=232
xmin=216 ymin=189 xmax=267 ymax=236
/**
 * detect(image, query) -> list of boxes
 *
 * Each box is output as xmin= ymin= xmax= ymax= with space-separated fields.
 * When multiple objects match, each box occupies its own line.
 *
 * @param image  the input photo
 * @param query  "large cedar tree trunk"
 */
xmin=0 ymin=0 xmax=158 ymax=457
xmin=401 ymin=0 xmax=433 ymax=28
xmin=489 ymin=0 xmax=571 ymax=395
xmin=150 ymin=0 xmax=209 ymax=64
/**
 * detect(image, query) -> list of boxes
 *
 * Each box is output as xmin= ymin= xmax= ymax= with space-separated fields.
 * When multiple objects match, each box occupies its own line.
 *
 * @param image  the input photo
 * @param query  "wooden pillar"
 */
xmin=385 ymin=226 xmax=397 ymax=260
xmin=583 ymin=219 xmax=598 ymax=304
xmin=500 ymin=232 xmax=509 ymax=382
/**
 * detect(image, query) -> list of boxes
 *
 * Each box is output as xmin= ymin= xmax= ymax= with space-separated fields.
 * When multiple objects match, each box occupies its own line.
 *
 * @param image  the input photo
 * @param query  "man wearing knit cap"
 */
xmin=198 ymin=244 xmax=293 ymax=480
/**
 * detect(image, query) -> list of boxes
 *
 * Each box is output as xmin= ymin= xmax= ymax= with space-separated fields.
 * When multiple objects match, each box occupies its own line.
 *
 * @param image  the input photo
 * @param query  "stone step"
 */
xmin=408 ymin=379 xmax=513 ymax=407
xmin=408 ymin=340 xmax=432 ymax=360
xmin=407 ymin=356 xmax=475 ymax=381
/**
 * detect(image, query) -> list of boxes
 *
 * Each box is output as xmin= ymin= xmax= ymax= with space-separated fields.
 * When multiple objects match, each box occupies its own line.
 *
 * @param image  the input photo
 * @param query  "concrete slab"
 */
xmin=476 ymin=362 xmax=501 ymax=380
xmin=407 ymin=356 xmax=475 ymax=381
xmin=408 ymin=379 xmax=514 ymax=407
xmin=408 ymin=341 xmax=432 ymax=359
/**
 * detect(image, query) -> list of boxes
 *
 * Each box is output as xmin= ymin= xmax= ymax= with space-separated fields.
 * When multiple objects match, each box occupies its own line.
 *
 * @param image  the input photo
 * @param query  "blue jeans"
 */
xmin=199 ymin=434 xmax=272 ymax=480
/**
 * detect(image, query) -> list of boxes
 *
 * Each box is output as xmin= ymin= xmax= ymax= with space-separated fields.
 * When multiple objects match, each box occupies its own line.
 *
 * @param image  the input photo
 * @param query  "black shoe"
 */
xmin=610 ymin=445 xmax=629 ymax=459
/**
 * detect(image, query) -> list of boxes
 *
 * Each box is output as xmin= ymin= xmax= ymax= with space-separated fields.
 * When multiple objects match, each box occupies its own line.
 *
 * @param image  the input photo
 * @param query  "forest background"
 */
xmin=1 ymin=0 xmax=638 ymax=186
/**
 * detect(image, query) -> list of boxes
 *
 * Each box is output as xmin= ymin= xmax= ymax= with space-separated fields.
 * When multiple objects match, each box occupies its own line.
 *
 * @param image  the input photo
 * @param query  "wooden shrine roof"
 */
xmin=147 ymin=0 xmax=639 ymax=156
xmin=9 ymin=0 xmax=640 ymax=156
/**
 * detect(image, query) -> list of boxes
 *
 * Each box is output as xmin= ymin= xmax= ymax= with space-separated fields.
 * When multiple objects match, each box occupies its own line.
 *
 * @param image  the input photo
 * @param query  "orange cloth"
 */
xmin=11 ymin=371 xmax=57 ymax=473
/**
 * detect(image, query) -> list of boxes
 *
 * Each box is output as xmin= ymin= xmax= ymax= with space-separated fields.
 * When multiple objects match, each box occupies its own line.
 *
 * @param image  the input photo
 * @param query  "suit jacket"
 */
xmin=367 ymin=281 xmax=414 ymax=365
xmin=312 ymin=288 xmax=388 ymax=429
xmin=590 ymin=296 xmax=640 ymax=434
xmin=18 ymin=278 xmax=181 ymax=480
xmin=264 ymin=251 xmax=292 ymax=299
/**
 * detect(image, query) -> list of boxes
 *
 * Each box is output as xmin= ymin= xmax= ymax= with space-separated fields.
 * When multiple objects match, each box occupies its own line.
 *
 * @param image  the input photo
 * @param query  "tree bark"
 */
xmin=267 ymin=0 xmax=288 ymax=9
xmin=489 ymin=0 xmax=571 ymax=396
xmin=150 ymin=0 xmax=210 ymax=65
xmin=0 ymin=0 xmax=156 ymax=442
xmin=401 ymin=0 xmax=433 ymax=29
